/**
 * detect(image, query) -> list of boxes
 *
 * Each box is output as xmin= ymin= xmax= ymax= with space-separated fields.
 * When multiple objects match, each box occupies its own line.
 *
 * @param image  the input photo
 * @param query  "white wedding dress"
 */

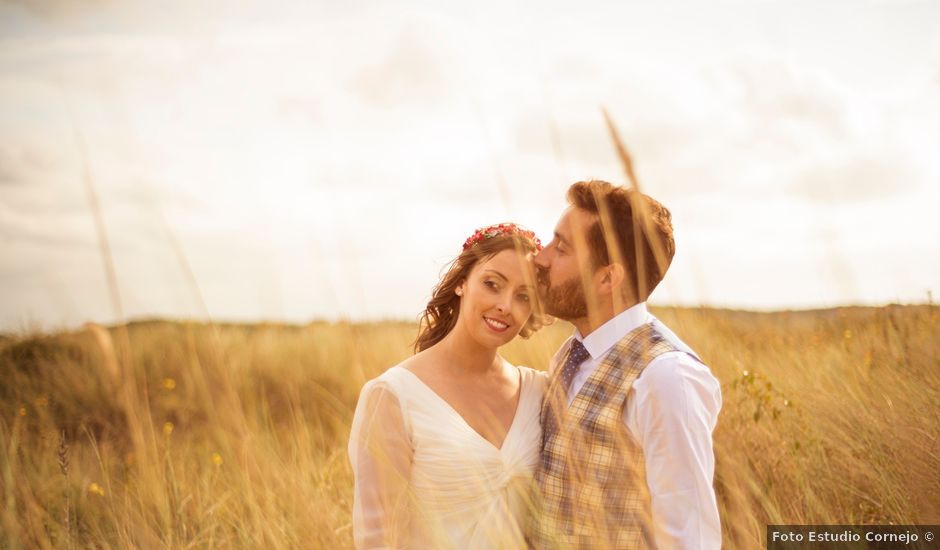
xmin=348 ymin=364 xmax=547 ymax=549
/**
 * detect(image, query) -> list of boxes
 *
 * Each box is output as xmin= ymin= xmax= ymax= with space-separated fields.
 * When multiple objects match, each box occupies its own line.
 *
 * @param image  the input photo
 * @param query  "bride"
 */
xmin=348 ymin=223 xmax=549 ymax=549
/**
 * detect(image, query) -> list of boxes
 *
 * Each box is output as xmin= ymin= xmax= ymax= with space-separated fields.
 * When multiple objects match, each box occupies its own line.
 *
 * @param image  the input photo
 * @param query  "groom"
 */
xmin=531 ymin=180 xmax=722 ymax=549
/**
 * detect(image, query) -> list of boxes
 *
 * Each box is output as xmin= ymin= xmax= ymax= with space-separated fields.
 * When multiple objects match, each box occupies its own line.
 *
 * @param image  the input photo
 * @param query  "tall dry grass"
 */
xmin=1 ymin=305 xmax=938 ymax=548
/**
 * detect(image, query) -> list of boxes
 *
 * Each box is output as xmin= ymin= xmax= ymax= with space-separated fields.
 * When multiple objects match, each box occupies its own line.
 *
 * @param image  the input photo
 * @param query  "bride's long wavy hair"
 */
xmin=414 ymin=231 xmax=549 ymax=353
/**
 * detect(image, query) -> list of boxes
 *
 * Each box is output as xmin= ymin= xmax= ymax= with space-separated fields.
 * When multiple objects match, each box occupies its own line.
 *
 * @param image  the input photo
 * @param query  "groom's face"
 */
xmin=534 ymin=207 xmax=598 ymax=321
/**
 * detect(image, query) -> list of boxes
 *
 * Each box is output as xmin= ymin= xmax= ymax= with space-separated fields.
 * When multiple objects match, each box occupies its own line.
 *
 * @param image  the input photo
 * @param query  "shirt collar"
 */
xmin=574 ymin=302 xmax=650 ymax=359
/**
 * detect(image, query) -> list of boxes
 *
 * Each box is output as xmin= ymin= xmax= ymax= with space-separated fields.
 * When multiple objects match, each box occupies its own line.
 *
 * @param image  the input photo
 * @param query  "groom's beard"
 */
xmin=537 ymin=270 xmax=588 ymax=320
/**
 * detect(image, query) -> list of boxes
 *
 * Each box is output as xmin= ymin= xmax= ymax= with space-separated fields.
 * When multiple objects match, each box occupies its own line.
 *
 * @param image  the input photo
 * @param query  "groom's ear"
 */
xmin=599 ymin=263 xmax=626 ymax=296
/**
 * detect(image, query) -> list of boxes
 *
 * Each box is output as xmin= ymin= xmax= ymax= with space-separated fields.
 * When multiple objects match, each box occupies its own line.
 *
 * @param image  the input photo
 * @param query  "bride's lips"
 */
xmin=484 ymin=316 xmax=510 ymax=333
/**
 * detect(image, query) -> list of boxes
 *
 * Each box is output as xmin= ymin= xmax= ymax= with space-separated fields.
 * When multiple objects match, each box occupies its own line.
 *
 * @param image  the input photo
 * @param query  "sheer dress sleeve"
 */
xmin=348 ymin=381 xmax=414 ymax=549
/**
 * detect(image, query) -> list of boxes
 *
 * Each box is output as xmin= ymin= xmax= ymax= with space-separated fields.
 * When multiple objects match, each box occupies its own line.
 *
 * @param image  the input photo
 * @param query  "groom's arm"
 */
xmin=625 ymin=352 xmax=723 ymax=550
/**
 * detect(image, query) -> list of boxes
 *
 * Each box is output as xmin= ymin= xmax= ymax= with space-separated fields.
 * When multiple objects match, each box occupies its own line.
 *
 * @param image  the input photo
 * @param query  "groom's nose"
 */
xmin=534 ymin=247 xmax=550 ymax=268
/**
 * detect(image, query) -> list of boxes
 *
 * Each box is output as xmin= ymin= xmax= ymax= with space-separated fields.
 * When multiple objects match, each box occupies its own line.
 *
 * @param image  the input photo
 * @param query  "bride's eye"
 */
xmin=484 ymin=280 xmax=499 ymax=291
xmin=517 ymin=293 xmax=530 ymax=303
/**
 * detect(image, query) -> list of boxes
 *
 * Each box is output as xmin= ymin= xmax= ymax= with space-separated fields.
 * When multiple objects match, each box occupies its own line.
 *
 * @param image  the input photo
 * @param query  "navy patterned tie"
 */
xmin=560 ymin=339 xmax=590 ymax=393
xmin=541 ymin=339 xmax=592 ymax=452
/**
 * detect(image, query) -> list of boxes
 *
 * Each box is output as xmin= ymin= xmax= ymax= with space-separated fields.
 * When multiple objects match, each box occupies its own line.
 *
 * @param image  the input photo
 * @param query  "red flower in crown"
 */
xmin=462 ymin=223 xmax=542 ymax=251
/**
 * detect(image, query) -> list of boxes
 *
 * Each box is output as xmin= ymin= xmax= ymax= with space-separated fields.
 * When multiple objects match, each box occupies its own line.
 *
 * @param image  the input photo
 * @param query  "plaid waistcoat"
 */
xmin=531 ymin=323 xmax=680 ymax=550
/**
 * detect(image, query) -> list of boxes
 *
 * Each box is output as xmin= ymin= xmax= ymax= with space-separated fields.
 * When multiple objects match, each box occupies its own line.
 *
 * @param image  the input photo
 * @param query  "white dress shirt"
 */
xmin=556 ymin=302 xmax=722 ymax=550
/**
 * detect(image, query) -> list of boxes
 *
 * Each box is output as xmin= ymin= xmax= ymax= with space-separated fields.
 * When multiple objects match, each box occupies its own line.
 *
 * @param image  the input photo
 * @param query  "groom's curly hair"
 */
xmin=414 ymin=231 xmax=548 ymax=353
xmin=567 ymin=180 xmax=675 ymax=303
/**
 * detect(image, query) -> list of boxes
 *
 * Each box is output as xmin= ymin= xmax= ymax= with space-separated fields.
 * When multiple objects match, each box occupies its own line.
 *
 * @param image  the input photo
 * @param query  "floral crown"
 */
xmin=462 ymin=223 xmax=542 ymax=251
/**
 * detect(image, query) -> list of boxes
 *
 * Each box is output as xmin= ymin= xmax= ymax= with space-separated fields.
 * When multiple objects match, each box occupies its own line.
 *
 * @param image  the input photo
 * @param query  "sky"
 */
xmin=1 ymin=0 xmax=939 ymax=332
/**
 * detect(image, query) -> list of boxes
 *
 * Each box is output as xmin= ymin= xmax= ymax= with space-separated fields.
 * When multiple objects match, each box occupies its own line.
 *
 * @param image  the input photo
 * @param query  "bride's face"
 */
xmin=455 ymin=248 xmax=536 ymax=349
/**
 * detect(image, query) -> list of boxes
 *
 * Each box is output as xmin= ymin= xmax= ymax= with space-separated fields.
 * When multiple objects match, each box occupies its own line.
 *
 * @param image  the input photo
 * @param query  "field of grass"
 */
xmin=2 ymin=305 xmax=939 ymax=548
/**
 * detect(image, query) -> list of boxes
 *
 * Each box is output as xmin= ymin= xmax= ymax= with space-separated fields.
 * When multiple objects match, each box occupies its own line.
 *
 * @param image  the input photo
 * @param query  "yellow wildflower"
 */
xmin=88 ymin=482 xmax=106 ymax=496
xmin=163 ymin=422 xmax=174 ymax=436
xmin=211 ymin=452 xmax=223 ymax=467
xmin=162 ymin=378 xmax=177 ymax=390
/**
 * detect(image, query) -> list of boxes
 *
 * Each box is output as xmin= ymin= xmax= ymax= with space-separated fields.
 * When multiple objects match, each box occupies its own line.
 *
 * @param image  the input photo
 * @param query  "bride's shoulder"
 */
xmin=514 ymin=364 xmax=545 ymax=376
xmin=367 ymin=360 xmax=415 ymax=388
xmin=357 ymin=358 xmax=412 ymax=396
xmin=509 ymin=363 xmax=549 ymax=389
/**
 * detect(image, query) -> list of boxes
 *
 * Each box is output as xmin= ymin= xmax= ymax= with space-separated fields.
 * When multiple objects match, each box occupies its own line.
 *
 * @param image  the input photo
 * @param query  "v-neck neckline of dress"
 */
xmin=397 ymin=365 xmax=525 ymax=453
